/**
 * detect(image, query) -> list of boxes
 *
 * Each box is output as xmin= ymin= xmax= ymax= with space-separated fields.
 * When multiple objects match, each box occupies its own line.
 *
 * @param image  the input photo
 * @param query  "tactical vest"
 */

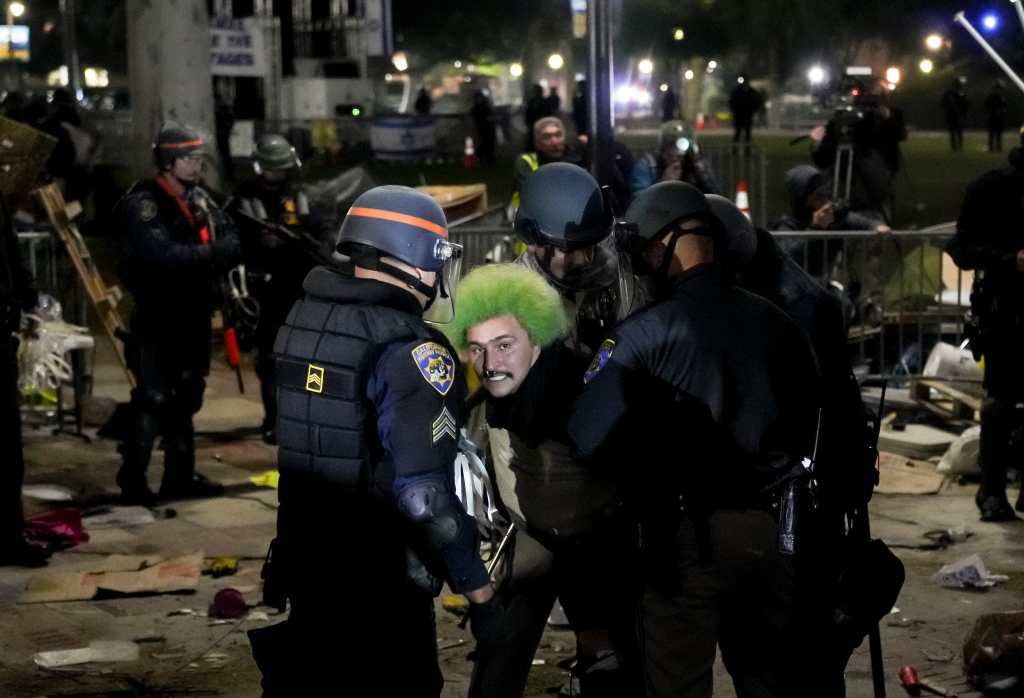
xmin=273 ymin=293 xmax=434 ymax=490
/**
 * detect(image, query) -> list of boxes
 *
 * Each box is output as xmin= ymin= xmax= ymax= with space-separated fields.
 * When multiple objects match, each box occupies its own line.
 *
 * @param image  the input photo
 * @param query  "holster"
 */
xmin=833 ymin=535 xmax=905 ymax=650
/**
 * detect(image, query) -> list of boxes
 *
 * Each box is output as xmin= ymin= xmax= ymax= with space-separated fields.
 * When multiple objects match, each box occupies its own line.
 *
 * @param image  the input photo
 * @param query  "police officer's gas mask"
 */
xmin=530 ymin=236 xmax=619 ymax=294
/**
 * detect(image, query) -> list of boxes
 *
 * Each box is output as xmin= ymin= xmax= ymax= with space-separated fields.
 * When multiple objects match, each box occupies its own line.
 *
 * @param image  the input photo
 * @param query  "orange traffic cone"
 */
xmin=463 ymin=136 xmax=479 ymax=169
xmin=735 ymin=180 xmax=751 ymax=220
xmin=695 ymin=111 xmax=705 ymax=131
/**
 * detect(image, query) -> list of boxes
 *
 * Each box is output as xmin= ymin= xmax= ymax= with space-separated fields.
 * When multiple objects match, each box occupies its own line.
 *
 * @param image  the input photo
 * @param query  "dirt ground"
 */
xmin=2 ymin=341 xmax=1020 ymax=697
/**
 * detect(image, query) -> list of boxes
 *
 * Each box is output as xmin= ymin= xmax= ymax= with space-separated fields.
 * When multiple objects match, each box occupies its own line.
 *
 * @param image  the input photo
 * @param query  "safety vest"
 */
xmin=509 ymin=152 xmax=540 ymax=210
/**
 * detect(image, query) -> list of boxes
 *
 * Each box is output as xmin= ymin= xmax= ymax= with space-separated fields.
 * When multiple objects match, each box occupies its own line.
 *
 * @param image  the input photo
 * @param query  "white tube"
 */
xmin=1013 ymin=0 xmax=1024 ymax=37
xmin=955 ymin=12 xmax=1024 ymax=95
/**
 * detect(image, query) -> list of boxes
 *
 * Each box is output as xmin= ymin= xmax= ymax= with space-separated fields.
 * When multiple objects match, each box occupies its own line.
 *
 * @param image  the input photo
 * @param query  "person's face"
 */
xmin=536 ymin=125 xmax=566 ymax=159
xmin=529 ymin=243 xmax=595 ymax=281
xmin=170 ymin=154 xmax=203 ymax=184
xmin=466 ymin=315 xmax=541 ymax=398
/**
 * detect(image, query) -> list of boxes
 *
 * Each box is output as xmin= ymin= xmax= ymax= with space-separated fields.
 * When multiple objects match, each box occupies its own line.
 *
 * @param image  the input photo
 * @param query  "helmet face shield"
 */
xmin=423 ymin=239 xmax=463 ymax=326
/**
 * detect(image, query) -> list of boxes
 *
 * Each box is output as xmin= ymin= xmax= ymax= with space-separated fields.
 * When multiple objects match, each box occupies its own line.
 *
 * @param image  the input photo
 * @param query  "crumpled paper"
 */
xmin=931 ymin=554 xmax=1009 ymax=590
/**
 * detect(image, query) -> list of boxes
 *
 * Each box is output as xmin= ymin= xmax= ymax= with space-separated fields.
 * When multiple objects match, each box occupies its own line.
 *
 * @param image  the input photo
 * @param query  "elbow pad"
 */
xmin=396 ymin=476 xmax=462 ymax=549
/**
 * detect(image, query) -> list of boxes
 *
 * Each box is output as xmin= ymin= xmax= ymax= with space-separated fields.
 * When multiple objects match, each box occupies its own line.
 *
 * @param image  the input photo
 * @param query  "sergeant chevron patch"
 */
xmin=432 ymin=405 xmax=457 ymax=444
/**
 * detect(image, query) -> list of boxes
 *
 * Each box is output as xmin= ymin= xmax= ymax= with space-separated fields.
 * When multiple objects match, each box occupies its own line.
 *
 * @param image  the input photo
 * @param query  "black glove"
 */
xmin=468 ymin=593 xmax=507 ymax=653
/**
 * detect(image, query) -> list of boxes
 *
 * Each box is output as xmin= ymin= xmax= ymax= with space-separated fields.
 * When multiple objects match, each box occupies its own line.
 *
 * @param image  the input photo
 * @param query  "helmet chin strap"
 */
xmin=349 ymin=246 xmax=439 ymax=304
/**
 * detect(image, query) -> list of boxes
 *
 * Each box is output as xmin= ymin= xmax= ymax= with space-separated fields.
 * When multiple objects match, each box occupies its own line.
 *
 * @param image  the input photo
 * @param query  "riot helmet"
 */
xmin=623 ymin=181 xmax=719 ymax=287
xmin=514 ymin=162 xmax=617 ymax=292
xmin=153 ymin=122 xmax=205 ymax=170
xmin=337 ymin=185 xmax=462 ymax=323
xmin=706 ymin=194 xmax=756 ymax=271
xmin=253 ymin=134 xmax=301 ymax=178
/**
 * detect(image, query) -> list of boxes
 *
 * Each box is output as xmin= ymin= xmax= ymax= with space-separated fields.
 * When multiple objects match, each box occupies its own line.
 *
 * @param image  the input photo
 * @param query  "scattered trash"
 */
xmin=937 ymin=426 xmax=981 ymax=477
xmin=898 ymin=664 xmax=956 ymax=696
xmin=22 ymin=484 xmax=76 ymax=501
xmin=964 ymin=610 xmax=1024 ymax=678
xmin=247 ymin=610 xmax=270 ymax=623
xmin=249 ymin=470 xmax=280 ymax=489
xmin=921 ymin=527 xmax=973 ymax=549
xmin=151 ymin=649 xmax=187 ymax=661
xmin=168 ymin=608 xmax=197 ymax=617
xmin=21 ymin=552 xmax=203 ymax=603
xmin=551 ymin=642 xmax=568 ymax=653
xmin=532 ymin=659 xmax=546 ymax=666
xmin=931 ymin=554 xmax=1009 ymax=590
xmin=441 ymin=594 xmax=469 ymax=617
xmin=23 ymin=508 xmax=89 ymax=551
xmin=878 ymin=425 xmax=957 ymax=461
xmin=208 ymin=588 xmax=248 ymax=619
xmin=437 ymin=638 xmax=465 ymax=651
xmin=875 ymin=452 xmax=945 ymax=495
xmin=33 ymin=640 xmax=140 ymax=668
xmin=214 ymin=453 xmax=223 ymax=462
xmin=204 ymin=557 xmax=239 ymax=578
xmin=887 ymin=614 xmax=925 ymax=629
xmin=82 ymin=506 xmax=156 ymax=528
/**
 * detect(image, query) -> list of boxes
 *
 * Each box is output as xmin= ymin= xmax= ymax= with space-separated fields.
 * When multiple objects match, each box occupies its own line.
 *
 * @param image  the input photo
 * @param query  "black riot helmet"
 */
xmin=337 ymin=185 xmax=463 ymax=323
xmin=152 ymin=122 xmax=205 ymax=170
xmin=623 ymin=180 xmax=717 ymax=243
xmin=706 ymin=194 xmax=756 ymax=272
xmin=253 ymin=133 xmax=301 ymax=175
xmin=514 ymin=163 xmax=613 ymax=250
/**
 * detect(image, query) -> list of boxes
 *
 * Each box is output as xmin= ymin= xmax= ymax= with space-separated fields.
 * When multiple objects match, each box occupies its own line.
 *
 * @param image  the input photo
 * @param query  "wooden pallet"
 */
xmin=33 ymin=183 xmax=133 ymax=387
xmin=910 ymin=378 xmax=981 ymax=422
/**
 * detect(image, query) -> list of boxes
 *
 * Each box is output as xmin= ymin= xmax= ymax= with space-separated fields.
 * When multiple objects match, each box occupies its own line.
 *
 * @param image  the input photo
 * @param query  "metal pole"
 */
xmin=955 ymin=12 xmax=1024 ymax=95
xmin=587 ymin=0 xmax=614 ymax=187
xmin=1014 ymin=0 xmax=1024 ymax=37
xmin=60 ymin=0 xmax=81 ymax=100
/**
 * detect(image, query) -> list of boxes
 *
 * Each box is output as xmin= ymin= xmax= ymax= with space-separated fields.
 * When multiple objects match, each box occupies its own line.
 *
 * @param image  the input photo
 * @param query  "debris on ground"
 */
xmin=249 ymin=470 xmax=280 ymax=489
xmin=441 ymin=594 xmax=469 ymax=617
xmin=82 ymin=505 xmax=156 ymax=528
xmin=437 ymin=638 xmax=465 ymax=651
xmin=876 ymin=452 xmax=946 ymax=495
xmin=964 ymin=610 xmax=1024 ymax=679
xmin=208 ymin=588 xmax=248 ymax=619
xmin=203 ymin=556 xmax=239 ymax=578
xmin=23 ymin=507 xmax=89 ymax=550
xmin=898 ymin=664 xmax=957 ymax=696
xmin=33 ymin=640 xmax=140 ymax=668
xmin=22 ymin=484 xmax=76 ymax=501
xmin=21 ymin=552 xmax=203 ymax=603
xmin=936 ymin=426 xmax=981 ymax=477
xmin=931 ymin=554 xmax=1009 ymax=590
xmin=878 ymin=424 xmax=957 ymax=461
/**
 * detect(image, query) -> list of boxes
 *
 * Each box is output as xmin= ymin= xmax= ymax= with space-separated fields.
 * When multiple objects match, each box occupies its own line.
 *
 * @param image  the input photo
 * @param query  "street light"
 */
xmin=509 ymin=62 xmax=523 ymax=78
xmin=919 ymin=58 xmax=934 ymax=74
xmin=638 ymin=58 xmax=653 ymax=74
xmin=807 ymin=65 xmax=826 ymax=85
xmin=885 ymin=66 xmax=901 ymax=85
xmin=659 ymin=83 xmax=668 ymax=92
xmin=8 ymin=2 xmax=24 ymax=19
xmin=925 ymin=33 xmax=943 ymax=51
xmin=673 ymin=27 xmax=684 ymax=41
xmin=547 ymin=53 xmax=564 ymax=70
xmin=982 ymin=13 xmax=999 ymax=31
xmin=391 ymin=51 xmax=408 ymax=72
xmin=684 ymin=69 xmax=694 ymax=81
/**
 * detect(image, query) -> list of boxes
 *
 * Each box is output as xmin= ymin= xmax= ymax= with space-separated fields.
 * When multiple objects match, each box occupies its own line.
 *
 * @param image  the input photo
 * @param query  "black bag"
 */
xmin=833 ymin=536 xmax=905 ymax=650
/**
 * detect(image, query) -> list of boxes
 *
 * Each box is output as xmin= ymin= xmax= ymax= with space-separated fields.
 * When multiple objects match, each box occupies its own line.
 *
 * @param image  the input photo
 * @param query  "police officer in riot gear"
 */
xmin=714 ymin=195 xmax=877 ymax=695
xmin=231 ymin=133 xmax=330 ymax=444
xmin=515 ymin=162 xmax=648 ymax=353
xmin=947 ymin=137 xmax=1024 ymax=522
xmin=257 ymin=186 xmax=499 ymax=695
xmin=116 ymin=123 xmax=240 ymax=505
xmin=569 ymin=181 xmax=821 ymax=697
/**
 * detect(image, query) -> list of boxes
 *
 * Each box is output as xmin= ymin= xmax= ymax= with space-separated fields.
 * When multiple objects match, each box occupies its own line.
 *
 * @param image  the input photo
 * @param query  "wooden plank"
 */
xmin=911 ymin=378 xmax=981 ymax=422
xmin=32 ymin=184 xmax=134 ymax=387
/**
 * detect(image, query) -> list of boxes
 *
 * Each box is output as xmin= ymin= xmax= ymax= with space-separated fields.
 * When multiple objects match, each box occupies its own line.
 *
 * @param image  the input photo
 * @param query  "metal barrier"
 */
xmin=699 ymin=143 xmax=769 ymax=228
xmin=450 ymin=226 xmax=967 ymax=379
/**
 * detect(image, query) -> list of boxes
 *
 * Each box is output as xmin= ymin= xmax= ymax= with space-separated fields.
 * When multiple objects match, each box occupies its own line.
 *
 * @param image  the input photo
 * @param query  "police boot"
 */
xmin=976 ymin=491 xmax=1018 ymax=523
xmin=117 ymin=437 xmax=157 ymax=507
xmin=159 ymin=471 xmax=224 ymax=501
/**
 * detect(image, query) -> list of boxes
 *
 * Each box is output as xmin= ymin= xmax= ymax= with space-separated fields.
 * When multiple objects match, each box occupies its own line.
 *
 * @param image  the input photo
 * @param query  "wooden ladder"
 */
xmin=32 ymin=183 xmax=134 ymax=387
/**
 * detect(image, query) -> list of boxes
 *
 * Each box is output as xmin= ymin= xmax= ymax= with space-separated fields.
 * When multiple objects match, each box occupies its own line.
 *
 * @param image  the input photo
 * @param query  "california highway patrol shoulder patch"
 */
xmin=583 ymin=339 xmax=616 ymax=384
xmin=411 ymin=341 xmax=455 ymax=396
xmin=138 ymin=198 xmax=158 ymax=222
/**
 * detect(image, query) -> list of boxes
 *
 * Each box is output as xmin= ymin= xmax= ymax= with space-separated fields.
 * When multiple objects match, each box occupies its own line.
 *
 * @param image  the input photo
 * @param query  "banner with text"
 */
xmin=210 ymin=17 xmax=266 ymax=77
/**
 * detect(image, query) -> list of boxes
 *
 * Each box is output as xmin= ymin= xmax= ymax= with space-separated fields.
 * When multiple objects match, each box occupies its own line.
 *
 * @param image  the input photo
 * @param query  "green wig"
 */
xmin=446 ymin=263 xmax=569 ymax=353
